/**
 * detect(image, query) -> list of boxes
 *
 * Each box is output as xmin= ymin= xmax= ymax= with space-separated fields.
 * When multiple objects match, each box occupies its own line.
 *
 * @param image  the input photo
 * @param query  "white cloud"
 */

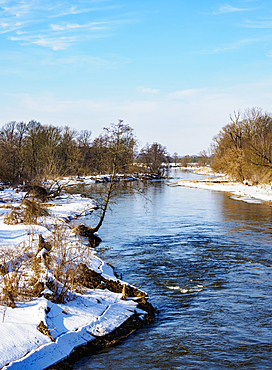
xmin=191 ymin=37 xmax=260 ymax=55
xmin=242 ymin=19 xmax=272 ymax=28
xmin=167 ymin=89 xmax=206 ymax=100
xmin=0 ymin=1 xmax=132 ymax=50
xmin=5 ymin=80 xmax=271 ymax=155
xmin=0 ymin=20 xmax=25 ymax=34
xmin=43 ymin=54 xmax=131 ymax=70
xmin=50 ymin=24 xmax=66 ymax=31
xmin=214 ymin=4 xmax=253 ymax=14
xmin=50 ymin=5 xmax=121 ymax=18
xmin=213 ymin=38 xmax=258 ymax=52
xmin=0 ymin=22 xmax=9 ymax=28
xmin=33 ymin=36 xmax=76 ymax=50
xmin=50 ymin=21 xmax=108 ymax=32
xmin=9 ymin=34 xmax=77 ymax=50
xmin=2 ymin=3 xmax=31 ymax=17
xmin=266 ymin=50 xmax=272 ymax=58
xmin=137 ymin=86 xmax=161 ymax=94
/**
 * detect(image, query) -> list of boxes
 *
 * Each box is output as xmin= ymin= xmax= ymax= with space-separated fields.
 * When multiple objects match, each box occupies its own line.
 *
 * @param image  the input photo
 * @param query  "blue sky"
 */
xmin=1 ymin=0 xmax=272 ymax=155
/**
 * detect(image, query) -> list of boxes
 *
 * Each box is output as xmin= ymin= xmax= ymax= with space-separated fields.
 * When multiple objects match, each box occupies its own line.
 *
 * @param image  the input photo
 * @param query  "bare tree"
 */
xmin=172 ymin=152 xmax=179 ymax=165
xmin=139 ymin=142 xmax=167 ymax=176
xmin=197 ymin=150 xmax=210 ymax=167
xmin=0 ymin=121 xmax=27 ymax=183
xmin=212 ymin=107 xmax=272 ymax=182
xmin=242 ymin=108 xmax=272 ymax=169
xmin=89 ymin=120 xmax=136 ymax=233
xmin=180 ymin=155 xmax=191 ymax=168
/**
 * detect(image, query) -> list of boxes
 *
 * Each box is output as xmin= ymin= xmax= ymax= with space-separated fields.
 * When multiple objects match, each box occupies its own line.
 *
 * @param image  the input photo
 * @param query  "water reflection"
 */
xmin=74 ymin=170 xmax=272 ymax=369
xmin=219 ymin=194 xmax=272 ymax=234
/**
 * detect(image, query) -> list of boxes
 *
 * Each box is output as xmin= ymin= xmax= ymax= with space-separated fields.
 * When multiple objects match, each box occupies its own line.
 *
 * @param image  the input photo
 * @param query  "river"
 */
xmin=74 ymin=169 xmax=272 ymax=369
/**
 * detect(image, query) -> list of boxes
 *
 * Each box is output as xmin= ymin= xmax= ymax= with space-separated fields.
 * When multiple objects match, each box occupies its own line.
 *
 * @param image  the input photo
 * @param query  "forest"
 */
xmin=0 ymin=119 xmax=169 ymax=185
xmin=211 ymin=108 xmax=272 ymax=184
xmin=3 ymin=107 xmax=270 ymax=187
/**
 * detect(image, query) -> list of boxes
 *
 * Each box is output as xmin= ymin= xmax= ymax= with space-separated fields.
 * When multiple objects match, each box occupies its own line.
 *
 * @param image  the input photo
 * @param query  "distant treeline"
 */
xmin=0 ymin=120 xmax=174 ymax=185
xmin=6 ymin=108 xmax=272 ymax=186
xmin=211 ymin=108 xmax=272 ymax=184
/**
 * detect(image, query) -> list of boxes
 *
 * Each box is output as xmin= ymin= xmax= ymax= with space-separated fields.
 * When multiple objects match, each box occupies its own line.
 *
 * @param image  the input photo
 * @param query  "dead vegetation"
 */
xmin=0 ymin=222 xmax=150 ymax=310
xmin=0 ymin=244 xmax=36 ymax=307
xmin=24 ymin=181 xmax=65 ymax=202
xmin=0 ymin=192 xmax=156 ymax=367
xmin=0 ymin=180 xmax=155 ymax=339
xmin=73 ymin=224 xmax=102 ymax=247
xmin=77 ymin=264 xmax=146 ymax=299
xmin=4 ymin=198 xmax=49 ymax=225
xmin=0 ymin=215 xmax=103 ymax=306
xmin=37 ymin=321 xmax=55 ymax=341
xmin=26 ymin=185 xmax=49 ymax=202
xmin=0 ymin=232 xmax=77 ymax=306
xmin=0 ymin=192 xmax=98 ymax=306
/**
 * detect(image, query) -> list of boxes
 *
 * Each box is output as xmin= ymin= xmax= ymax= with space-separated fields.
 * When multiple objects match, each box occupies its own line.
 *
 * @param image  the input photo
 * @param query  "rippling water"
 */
xmin=74 ymin=169 xmax=272 ymax=369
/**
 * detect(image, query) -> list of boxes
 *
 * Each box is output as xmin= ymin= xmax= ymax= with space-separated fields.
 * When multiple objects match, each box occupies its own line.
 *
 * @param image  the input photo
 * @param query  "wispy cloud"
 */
xmin=167 ymin=89 xmax=206 ymax=100
xmin=213 ymin=4 xmax=254 ymax=14
xmin=9 ymin=34 xmax=77 ymax=50
xmin=43 ymin=54 xmax=131 ymax=70
xmin=213 ymin=38 xmax=258 ymax=52
xmin=1 ymin=3 xmax=32 ymax=17
xmin=50 ymin=21 xmax=109 ymax=32
xmin=0 ymin=19 xmax=29 ymax=34
xmin=266 ymin=50 xmax=272 ymax=58
xmin=242 ymin=19 xmax=272 ymax=28
xmin=0 ymin=0 xmax=133 ymax=50
xmin=50 ymin=5 xmax=122 ymax=18
xmin=137 ymin=86 xmax=161 ymax=94
xmin=191 ymin=37 xmax=259 ymax=55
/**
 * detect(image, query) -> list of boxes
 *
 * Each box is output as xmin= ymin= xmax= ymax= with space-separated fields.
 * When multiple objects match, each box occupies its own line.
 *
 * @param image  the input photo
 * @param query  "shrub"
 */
xmin=4 ymin=199 xmax=49 ymax=225
xmin=0 ymin=244 xmax=34 ymax=307
xmin=26 ymin=185 xmax=48 ymax=202
xmin=0 ymin=223 xmax=98 ymax=306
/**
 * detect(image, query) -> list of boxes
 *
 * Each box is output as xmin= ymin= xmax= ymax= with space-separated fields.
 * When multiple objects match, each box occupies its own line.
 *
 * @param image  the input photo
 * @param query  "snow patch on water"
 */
xmin=229 ymin=195 xmax=263 ymax=204
xmin=167 ymin=285 xmax=203 ymax=293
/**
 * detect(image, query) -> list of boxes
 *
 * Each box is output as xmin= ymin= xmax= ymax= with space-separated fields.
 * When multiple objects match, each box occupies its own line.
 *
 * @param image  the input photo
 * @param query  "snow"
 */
xmin=0 ymin=300 xmax=51 ymax=368
xmin=48 ymin=194 xmax=94 ymax=221
xmin=176 ymin=171 xmax=272 ymax=204
xmin=2 ymin=171 xmax=270 ymax=368
xmin=2 ymin=294 xmax=140 ymax=370
xmin=0 ymin=185 xmax=147 ymax=369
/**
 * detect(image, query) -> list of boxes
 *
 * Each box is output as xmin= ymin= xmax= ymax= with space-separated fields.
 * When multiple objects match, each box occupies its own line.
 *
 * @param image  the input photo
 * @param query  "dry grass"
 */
xmin=43 ymin=223 xmax=92 ymax=301
xmin=0 ymin=220 xmax=98 ymax=306
xmin=0 ymin=204 xmax=13 ymax=209
xmin=0 ymin=244 xmax=34 ymax=307
xmin=4 ymin=199 xmax=49 ymax=225
xmin=37 ymin=321 xmax=55 ymax=341
xmin=262 ymin=201 xmax=272 ymax=207
xmin=25 ymin=184 xmax=49 ymax=202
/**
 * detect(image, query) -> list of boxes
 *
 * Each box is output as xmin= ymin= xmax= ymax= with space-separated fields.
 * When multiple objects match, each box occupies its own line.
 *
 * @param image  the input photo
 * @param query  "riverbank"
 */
xmin=0 ymin=185 xmax=155 ymax=369
xmin=176 ymin=167 xmax=272 ymax=204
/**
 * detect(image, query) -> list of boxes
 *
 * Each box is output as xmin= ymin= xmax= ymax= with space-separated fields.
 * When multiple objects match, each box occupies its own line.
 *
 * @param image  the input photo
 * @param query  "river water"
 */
xmin=74 ymin=169 xmax=272 ymax=369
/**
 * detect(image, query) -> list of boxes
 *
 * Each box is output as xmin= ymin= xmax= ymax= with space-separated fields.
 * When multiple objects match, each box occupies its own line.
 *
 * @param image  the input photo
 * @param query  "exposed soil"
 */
xmin=73 ymin=224 xmax=102 ymax=247
xmin=45 ymin=279 xmax=156 ymax=370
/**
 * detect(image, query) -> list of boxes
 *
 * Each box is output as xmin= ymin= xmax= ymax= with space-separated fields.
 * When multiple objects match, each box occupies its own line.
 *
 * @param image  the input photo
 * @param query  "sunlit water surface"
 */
xmin=74 ymin=169 xmax=272 ymax=369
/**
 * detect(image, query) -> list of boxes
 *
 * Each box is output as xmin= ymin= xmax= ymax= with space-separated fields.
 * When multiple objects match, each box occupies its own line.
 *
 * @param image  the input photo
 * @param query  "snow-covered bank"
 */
xmin=0 ymin=186 xmax=154 ymax=369
xmin=176 ymin=172 xmax=272 ymax=204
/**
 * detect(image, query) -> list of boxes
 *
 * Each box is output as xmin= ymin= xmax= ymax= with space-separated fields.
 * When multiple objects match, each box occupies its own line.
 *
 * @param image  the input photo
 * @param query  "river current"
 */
xmin=74 ymin=169 xmax=272 ymax=369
